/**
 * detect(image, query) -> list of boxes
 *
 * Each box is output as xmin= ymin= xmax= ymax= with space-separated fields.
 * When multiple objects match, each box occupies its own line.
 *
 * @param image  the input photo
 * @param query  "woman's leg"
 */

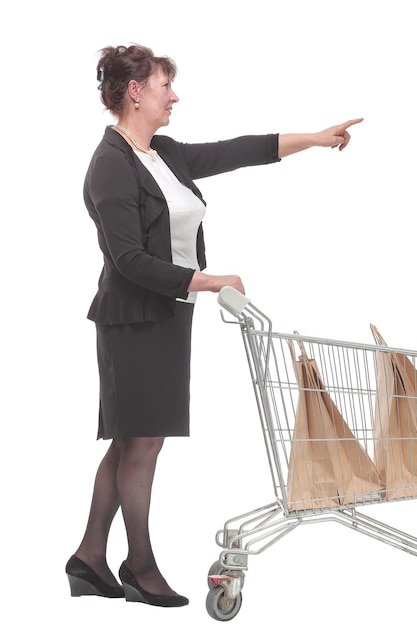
xmin=74 ymin=440 xmax=121 ymax=586
xmin=73 ymin=436 xmax=170 ymax=594
xmin=116 ymin=436 xmax=173 ymax=595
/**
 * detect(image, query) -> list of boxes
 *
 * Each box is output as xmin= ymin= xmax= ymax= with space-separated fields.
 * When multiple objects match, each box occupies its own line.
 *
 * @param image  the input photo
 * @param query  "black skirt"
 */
xmin=96 ymin=302 xmax=194 ymax=439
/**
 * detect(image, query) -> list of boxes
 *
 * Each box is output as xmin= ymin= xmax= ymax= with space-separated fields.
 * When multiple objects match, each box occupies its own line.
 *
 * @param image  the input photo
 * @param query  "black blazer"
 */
xmin=84 ymin=126 xmax=280 ymax=324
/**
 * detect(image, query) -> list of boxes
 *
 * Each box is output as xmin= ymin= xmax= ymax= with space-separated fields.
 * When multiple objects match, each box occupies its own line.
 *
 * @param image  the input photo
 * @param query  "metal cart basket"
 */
xmin=206 ymin=286 xmax=417 ymax=621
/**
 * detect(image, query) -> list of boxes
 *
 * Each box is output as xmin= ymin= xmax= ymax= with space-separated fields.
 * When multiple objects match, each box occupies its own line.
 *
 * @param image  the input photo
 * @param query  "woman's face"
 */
xmin=138 ymin=66 xmax=179 ymax=130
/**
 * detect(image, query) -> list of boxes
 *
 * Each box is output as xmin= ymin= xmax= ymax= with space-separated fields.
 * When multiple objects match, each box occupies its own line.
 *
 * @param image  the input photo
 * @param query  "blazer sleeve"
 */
xmin=153 ymin=134 xmax=280 ymax=180
xmin=85 ymin=150 xmax=195 ymax=298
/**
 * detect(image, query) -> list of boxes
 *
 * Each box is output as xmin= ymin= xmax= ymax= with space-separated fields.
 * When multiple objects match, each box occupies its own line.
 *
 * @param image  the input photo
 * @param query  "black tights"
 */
xmin=74 ymin=437 xmax=172 ymax=595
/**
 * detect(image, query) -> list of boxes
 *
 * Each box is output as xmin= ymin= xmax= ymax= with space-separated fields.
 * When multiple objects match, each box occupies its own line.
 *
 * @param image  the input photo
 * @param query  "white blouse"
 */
xmin=134 ymin=151 xmax=206 ymax=303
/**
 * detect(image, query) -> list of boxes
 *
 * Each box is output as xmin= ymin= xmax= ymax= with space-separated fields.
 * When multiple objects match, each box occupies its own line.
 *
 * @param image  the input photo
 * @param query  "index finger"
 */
xmin=341 ymin=118 xmax=364 ymax=130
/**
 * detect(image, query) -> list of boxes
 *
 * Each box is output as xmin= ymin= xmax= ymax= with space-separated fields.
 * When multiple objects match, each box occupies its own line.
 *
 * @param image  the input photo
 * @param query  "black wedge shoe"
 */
xmin=119 ymin=561 xmax=189 ymax=607
xmin=66 ymin=555 xmax=124 ymax=598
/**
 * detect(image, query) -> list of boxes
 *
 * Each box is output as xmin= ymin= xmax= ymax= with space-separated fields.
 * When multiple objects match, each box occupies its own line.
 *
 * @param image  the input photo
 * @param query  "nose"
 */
xmin=170 ymin=89 xmax=179 ymax=103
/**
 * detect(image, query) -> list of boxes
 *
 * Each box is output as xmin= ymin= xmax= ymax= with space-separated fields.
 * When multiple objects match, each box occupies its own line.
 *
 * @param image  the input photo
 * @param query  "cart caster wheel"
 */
xmin=208 ymin=561 xmax=227 ymax=588
xmin=206 ymin=586 xmax=243 ymax=621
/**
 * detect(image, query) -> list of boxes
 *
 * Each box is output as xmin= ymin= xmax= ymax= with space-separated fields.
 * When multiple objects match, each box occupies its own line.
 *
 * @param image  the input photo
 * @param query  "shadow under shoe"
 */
xmin=66 ymin=555 xmax=124 ymax=598
xmin=119 ymin=561 xmax=189 ymax=607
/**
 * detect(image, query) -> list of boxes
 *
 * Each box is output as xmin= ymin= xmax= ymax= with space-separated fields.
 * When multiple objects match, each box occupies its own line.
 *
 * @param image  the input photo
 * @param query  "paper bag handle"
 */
xmin=288 ymin=330 xmax=309 ymax=362
xmin=370 ymin=324 xmax=387 ymax=347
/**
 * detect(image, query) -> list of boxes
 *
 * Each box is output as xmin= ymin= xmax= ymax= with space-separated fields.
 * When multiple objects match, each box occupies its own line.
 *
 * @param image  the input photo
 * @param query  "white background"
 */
xmin=2 ymin=0 xmax=417 ymax=624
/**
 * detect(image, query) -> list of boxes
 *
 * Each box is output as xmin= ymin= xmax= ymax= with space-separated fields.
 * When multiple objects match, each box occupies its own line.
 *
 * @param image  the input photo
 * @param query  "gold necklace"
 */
xmin=114 ymin=125 xmax=158 ymax=158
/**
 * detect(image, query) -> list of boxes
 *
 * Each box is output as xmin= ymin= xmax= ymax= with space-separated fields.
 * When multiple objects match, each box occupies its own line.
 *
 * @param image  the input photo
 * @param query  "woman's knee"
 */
xmin=115 ymin=436 xmax=165 ymax=460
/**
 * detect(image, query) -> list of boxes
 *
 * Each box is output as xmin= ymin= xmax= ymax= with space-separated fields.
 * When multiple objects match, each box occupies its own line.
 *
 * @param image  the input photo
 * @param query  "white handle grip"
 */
xmin=217 ymin=286 xmax=251 ymax=316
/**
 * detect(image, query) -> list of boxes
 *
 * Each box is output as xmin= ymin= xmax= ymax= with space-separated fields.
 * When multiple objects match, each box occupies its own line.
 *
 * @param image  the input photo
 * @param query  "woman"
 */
xmin=65 ymin=43 xmax=362 ymax=608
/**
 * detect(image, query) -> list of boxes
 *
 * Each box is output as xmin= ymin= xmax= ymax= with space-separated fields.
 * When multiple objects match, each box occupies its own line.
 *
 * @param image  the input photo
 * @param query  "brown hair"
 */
xmin=96 ymin=44 xmax=177 ymax=114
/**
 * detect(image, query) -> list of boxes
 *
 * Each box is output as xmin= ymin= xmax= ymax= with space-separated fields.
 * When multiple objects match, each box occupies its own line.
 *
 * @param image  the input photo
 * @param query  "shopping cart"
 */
xmin=205 ymin=286 xmax=417 ymax=621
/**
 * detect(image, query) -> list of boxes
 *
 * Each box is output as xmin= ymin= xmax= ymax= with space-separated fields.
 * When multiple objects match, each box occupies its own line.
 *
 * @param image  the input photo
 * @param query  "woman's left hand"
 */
xmin=317 ymin=118 xmax=364 ymax=151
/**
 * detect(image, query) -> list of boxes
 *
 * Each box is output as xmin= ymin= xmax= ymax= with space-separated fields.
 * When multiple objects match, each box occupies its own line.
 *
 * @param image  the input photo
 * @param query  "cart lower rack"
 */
xmin=205 ymin=287 xmax=417 ymax=621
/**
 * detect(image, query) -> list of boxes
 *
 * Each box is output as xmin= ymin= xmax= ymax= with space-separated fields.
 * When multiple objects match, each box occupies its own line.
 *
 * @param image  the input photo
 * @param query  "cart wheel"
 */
xmin=206 ymin=586 xmax=243 ymax=621
xmin=208 ymin=561 xmax=227 ymax=588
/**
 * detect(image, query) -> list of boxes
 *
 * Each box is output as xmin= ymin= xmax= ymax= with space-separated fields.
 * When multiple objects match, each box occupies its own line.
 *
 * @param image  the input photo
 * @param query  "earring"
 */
xmin=134 ymin=100 xmax=139 ymax=109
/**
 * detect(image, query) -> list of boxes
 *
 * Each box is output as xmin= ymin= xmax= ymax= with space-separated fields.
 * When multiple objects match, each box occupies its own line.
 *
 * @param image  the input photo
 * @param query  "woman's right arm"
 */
xmin=86 ymin=151 xmax=245 ymax=298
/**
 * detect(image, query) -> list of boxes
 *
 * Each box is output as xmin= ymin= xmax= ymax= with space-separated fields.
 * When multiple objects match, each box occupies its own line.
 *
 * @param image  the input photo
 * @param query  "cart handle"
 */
xmin=217 ymin=286 xmax=251 ymax=317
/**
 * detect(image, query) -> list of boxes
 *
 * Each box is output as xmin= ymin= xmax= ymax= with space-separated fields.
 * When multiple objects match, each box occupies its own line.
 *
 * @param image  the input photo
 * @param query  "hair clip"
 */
xmin=97 ymin=67 xmax=104 ymax=90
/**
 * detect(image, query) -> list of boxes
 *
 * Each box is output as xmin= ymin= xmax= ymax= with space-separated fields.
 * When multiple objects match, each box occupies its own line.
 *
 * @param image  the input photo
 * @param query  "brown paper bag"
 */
xmin=371 ymin=324 xmax=417 ymax=499
xmin=286 ymin=336 xmax=382 ymax=511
